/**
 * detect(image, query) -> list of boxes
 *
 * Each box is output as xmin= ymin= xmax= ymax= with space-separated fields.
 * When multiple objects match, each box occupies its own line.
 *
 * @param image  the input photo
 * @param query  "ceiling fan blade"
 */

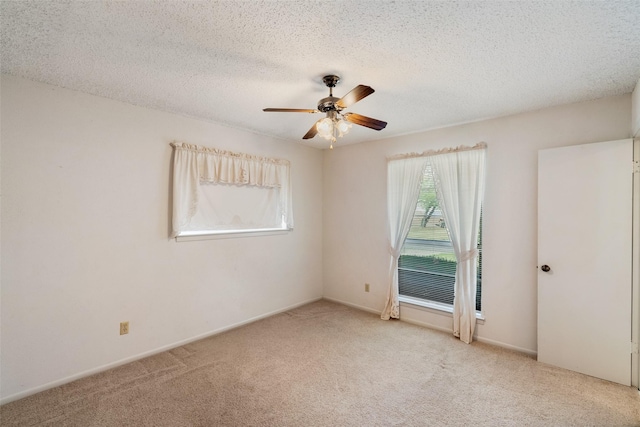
xmin=303 ymin=120 xmax=322 ymax=139
xmin=263 ymin=108 xmax=319 ymax=113
xmin=343 ymin=112 xmax=387 ymax=131
xmin=335 ymin=85 xmax=375 ymax=109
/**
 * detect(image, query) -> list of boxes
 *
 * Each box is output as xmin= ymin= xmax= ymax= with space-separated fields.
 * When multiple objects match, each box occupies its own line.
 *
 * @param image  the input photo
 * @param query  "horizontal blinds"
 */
xmin=398 ymin=256 xmax=482 ymax=310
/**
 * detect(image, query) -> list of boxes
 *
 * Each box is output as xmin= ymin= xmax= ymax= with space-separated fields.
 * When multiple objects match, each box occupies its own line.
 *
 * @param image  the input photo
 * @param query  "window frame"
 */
xmin=175 ymin=228 xmax=291 ymax=242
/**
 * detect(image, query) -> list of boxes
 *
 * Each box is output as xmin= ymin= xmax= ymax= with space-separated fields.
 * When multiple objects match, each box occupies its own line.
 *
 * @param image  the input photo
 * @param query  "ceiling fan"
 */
xmin=263 ymin=75 xmax=387 ymax=148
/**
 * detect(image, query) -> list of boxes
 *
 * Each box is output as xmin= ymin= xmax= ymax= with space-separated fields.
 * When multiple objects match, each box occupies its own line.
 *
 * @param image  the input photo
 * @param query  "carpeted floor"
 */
xmin=2 ymin=300 xmax=639 ymax=426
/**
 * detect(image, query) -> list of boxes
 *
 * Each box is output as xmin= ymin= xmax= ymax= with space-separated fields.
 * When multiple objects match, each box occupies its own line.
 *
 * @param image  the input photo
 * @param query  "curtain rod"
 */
xmin=387 ymin=142 xmax=487 ymax=161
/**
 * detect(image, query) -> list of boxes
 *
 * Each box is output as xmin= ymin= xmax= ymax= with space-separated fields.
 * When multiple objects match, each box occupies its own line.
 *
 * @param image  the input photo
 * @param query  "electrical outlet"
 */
xmin=365 ymin=283 xmax=370 ymax=292
xmin=120 ymin=321 xmax=129 ymax=335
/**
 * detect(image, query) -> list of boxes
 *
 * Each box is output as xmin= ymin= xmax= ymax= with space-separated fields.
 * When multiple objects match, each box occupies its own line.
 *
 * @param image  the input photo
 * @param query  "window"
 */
xmin=179 ymin=183 xmax=287 ymax=236
xmin=170 ymin=143 xmax=293 ymax=239
xmin=398 ymin=165 xmax=482 ymax=311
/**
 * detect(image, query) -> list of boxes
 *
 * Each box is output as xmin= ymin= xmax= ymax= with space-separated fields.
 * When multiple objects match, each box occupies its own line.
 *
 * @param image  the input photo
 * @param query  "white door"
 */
xmin=538 ymin=138 xmax=633 ymax=386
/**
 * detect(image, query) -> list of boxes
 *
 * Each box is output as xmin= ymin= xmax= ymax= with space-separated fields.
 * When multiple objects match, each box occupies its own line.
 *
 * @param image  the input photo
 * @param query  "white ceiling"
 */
xmin=1 ymin=1 xmax=639 ymax=147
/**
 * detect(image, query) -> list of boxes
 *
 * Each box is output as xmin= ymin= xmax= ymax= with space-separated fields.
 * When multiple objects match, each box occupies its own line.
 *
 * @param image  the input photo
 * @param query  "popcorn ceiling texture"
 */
xmin=1 ymin=0 xmax=639 ymax=146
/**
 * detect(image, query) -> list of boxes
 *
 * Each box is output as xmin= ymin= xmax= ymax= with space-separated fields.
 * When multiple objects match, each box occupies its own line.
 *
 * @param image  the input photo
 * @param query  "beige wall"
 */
xmin=322 ymin=94 xmax=631 ymax=354
xmin=0 ymin=75 xmax=324 ymax=402
xmin=1 ymin=73 xmax=634 ymax=402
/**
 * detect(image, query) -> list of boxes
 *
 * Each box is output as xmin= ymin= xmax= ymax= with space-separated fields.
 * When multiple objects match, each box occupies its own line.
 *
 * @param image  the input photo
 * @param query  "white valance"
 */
xmin=170 ymin=142 xmax=293 ymax=237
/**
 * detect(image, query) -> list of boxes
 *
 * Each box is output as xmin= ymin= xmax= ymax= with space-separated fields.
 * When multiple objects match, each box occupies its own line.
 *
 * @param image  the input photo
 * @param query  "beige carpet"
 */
xmin=2 ymin=300 xmax=639 ymax=426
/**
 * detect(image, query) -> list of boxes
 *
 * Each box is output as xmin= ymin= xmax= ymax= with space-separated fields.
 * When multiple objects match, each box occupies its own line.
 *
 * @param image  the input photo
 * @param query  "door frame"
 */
xmin=633 ymin=138 xmax=640 ymax=390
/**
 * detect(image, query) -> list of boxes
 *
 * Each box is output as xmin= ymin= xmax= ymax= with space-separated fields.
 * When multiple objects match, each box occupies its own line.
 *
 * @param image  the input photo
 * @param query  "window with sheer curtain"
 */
xmin=382 ymin=143 xmax=486 ymax=344
xmin=398 ymin=164 xmax=482 ymax=311
xmin=170 ymin=142 xmax=293 ymax=238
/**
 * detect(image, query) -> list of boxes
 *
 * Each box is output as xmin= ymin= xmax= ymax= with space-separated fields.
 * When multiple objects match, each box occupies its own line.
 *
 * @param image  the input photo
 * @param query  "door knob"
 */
xmin=541 ymin=265 xmax=551 ymax=272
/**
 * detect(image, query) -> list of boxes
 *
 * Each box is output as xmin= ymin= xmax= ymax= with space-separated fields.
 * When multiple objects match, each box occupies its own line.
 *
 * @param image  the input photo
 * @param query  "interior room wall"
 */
xmin=0 ymin=75 xmax=324 ymax=402
xmin=322 ymin=94 xmax=631 ymax=355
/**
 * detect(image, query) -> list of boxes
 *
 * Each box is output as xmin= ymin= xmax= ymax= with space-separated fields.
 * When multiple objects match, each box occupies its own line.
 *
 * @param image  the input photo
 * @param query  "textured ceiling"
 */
xmin=1 ymin=1 xmax=640 ymax=147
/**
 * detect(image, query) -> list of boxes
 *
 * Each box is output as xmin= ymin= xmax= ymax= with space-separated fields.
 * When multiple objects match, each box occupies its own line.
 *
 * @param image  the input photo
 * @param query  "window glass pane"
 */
xmin=398 ymin=166 xmax=482 ymax=311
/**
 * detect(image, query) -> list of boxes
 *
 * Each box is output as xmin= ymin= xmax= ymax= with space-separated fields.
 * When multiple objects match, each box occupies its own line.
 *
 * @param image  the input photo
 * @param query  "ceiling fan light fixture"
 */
xmin=336 ymin=117 xmax=352 ymax=135
xmin=316 ymin=117 xmax=334 ymax=138
xmin=316 ymin=116 xmax=352 ymax=149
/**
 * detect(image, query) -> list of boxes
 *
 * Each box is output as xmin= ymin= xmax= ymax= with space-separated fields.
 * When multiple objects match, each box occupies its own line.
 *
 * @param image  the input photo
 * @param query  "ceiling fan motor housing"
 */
xmin=318 ymin=75 xmax=342 ymax=112
xmin=317 ymin=96 xmax=340 ymax=112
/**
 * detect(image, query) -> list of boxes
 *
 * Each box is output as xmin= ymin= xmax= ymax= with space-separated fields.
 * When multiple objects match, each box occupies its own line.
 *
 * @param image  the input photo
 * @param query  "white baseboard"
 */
xmin=322 ymin=296 xmax=382 ymax=316
xmin=0 ymin=296 xmax=323 ymax=405
xmin=401 ymin=316 xmax=537 ymax=357
xmin=398 ymin=316 xmax=453 ymax=334
xmin=325 ymin=297 xmax=537 ymax=358
xmin=474 ymin=335 xmax=537 ymax=357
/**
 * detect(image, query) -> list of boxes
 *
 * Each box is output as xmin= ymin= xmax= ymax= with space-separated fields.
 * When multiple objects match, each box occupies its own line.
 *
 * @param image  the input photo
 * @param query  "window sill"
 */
xmin=175 ymin=228 xmax=292 ymax=242
xmin=399 ymin=295 xmax=485 ymax=323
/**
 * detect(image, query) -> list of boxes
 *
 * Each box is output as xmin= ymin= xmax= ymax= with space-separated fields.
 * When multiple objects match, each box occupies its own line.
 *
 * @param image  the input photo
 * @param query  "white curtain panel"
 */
xmin=170 ymin=143 xmax=293 ymax=237
xmin=171 ymin=143 xmax=200 ymax=235
xmin=382 ymin=156 xmax=427 ymax=320
xmin=430 ymin=147 xmax=486 ymax=343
